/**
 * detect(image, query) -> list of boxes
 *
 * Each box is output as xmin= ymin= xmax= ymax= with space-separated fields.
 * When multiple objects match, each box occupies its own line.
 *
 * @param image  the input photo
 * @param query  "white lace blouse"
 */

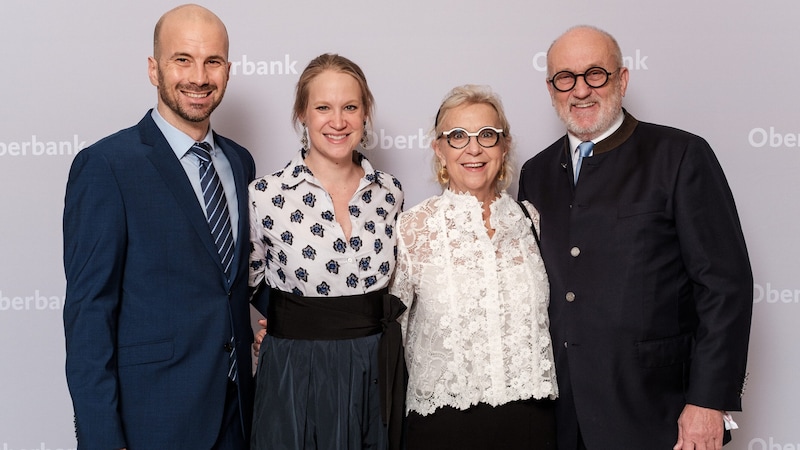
xmin=390 ymin=189 xmax=557 ymax=416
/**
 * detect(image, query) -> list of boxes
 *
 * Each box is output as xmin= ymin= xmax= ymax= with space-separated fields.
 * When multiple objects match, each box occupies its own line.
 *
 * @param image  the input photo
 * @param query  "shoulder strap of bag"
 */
xmin=516 ymin=200 xmax=541 ymax=249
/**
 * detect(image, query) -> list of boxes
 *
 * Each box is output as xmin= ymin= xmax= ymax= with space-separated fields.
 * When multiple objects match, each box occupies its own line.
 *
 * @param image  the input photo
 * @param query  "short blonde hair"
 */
xmin=432 ymin=84 xmax=515 ymax=191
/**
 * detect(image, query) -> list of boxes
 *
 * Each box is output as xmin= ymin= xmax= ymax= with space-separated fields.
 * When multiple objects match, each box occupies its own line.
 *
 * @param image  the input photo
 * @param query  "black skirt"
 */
xmin=251 ymin=288 xmax=406 ymax=450
xmin=406 ymin=398 xmax=556 ymax=450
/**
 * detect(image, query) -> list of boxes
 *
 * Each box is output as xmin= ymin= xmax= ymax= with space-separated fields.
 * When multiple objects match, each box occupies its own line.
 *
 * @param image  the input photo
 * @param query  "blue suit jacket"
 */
xmin=518 ymin=111 xmax=752 ymax=449
xmin=63 ymin=111 xmax=256 ymax=449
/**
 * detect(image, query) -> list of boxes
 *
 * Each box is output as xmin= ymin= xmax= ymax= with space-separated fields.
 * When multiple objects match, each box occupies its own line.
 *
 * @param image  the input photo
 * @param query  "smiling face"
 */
xmin=547 ymin=26 xmax=629 ymax=141
xmin=148 ymin=6 xmax=230 ymax=140
xmin=433 ymin=102 xmax=507 ymax=202
xmin=300 ymin=70 xmax=366 ymax=165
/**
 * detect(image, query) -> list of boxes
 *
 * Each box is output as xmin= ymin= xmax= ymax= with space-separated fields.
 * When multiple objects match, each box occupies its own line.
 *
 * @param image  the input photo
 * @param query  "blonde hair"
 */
xmin=292 ymin=53 xmax=374 ymax=129
xmin=432 ymin=84 xmax=515 ymax=191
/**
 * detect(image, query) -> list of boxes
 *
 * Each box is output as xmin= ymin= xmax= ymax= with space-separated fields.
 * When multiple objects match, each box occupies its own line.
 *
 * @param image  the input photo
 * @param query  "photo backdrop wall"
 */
xmin=1 ymin=1 xmax=797 ymax=449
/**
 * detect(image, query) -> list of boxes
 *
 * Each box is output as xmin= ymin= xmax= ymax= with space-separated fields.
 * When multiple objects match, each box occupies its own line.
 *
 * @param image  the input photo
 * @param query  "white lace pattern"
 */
xmin=390 ymin=190 xmax=557 ymax=416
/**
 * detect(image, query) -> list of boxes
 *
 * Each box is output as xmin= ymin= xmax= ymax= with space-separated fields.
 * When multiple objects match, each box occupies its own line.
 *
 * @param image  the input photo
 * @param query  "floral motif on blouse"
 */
xmin=249 ymin=150 xmax=403 ymax=296
xmin=390 ymin=190 xmax=557 ymax=416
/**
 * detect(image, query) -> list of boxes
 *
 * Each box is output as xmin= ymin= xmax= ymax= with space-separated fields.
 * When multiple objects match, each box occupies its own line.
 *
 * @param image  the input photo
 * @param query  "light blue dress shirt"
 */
xmin=150 ymin=108 xmax=239 ymax=241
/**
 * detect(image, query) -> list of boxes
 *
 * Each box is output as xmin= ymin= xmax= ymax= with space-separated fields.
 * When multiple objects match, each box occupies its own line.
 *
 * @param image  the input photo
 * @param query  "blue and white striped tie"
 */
xmin=190 ymin=142 xmax=238 ymax=383
xmin=227 ymin=335 xmax=238 ymax=383
xmin=189 ymin=142 xmax=235 ymax=275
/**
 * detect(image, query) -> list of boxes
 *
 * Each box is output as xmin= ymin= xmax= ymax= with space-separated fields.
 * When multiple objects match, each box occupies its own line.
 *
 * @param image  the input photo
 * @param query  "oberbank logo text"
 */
xmin=532 ymin=50 xmax=650 ymax=72
xmin=0 ymin=290 xmax=65 ymax=311
xmin=2 ymin=444 xmax=75 ymax=450
xmin=0 ymin=135 xmax=86 ymax=157
xmin=230 ymin=54 xmax=299 ymax=76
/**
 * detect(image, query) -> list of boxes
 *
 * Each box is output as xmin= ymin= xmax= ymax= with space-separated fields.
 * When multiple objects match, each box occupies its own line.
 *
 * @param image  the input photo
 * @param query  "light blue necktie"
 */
xmin=574 ymin=141 xmax=594 ymax=185
xmin=189 ymin=142 xmax=238 ymax=382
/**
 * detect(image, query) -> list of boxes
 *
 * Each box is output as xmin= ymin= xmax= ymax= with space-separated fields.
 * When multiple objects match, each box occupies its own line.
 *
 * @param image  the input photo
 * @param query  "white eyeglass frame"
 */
xmin=437 ymin=126 xmax=505 ymax=149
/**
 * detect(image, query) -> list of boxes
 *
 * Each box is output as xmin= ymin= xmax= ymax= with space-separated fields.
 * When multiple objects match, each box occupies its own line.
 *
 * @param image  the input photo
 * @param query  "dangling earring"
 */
xmin=438 ymin=165 xmax=449 ymax=184
xmin=360 ymin=121 xmax=370 ymax=149
xmin=497 ymin=154 xmax=508 ymax=182
xmin=301 ymin=125 xmax=309 ymax=151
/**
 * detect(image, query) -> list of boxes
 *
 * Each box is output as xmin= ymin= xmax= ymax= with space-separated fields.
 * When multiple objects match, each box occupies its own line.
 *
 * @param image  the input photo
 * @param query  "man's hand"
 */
xmin=673 ymin=404 xmax=724 ymax=450
xmin=252 ymin=319 xmax=267 ymax=359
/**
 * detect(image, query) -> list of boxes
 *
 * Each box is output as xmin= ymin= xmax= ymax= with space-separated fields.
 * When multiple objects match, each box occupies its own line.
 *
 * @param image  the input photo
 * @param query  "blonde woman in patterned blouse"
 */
xmin=390 ymin=85 xmax=558 ymax=449
xmin=248 ymin=54 xmax=405 ymax=450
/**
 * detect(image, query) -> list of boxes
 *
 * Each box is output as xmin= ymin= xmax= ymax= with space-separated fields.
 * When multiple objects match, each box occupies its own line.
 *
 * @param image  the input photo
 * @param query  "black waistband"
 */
xmin=267 ymin=288 xmax=389 ymax=340
xmin=266 ymin=287 xmax=407 ymax=450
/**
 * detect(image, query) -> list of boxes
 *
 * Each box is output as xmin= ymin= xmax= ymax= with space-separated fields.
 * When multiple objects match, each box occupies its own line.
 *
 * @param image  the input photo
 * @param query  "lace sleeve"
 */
xmin=520 ymin=200 xmax=542 ymax=237
xmin=390 ymin=211 xmax=417 ymax=341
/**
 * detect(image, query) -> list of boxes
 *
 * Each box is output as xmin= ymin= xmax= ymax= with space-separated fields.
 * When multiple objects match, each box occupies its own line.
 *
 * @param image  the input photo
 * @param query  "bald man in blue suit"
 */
xmin=63 ymin=5 xmax=259 ymax=449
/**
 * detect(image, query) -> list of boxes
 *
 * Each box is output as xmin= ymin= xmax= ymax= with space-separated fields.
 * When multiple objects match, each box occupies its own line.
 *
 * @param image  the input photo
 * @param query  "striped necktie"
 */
xmin=189 ymin=142 xmax=235 ymax=275
xmin=190 ymin=142 xmax=238 ymax=383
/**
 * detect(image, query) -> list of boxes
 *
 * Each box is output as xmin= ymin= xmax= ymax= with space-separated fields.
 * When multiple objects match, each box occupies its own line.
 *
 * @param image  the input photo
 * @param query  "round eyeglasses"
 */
xmin=548 ymin=67 xmax=618 ymax=92
xmin=438 ymin=126 xmax=504 ymax=149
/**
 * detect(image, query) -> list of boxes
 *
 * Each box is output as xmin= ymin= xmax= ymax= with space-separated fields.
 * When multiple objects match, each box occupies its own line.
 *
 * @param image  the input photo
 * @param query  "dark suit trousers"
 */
xmin=212 ymin=381 xmax=247 ymax=450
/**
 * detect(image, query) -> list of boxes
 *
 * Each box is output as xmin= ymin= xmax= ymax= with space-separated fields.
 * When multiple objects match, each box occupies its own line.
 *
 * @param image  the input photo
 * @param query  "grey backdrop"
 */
xmin=1 ymin=1 xmax=797 ymax=449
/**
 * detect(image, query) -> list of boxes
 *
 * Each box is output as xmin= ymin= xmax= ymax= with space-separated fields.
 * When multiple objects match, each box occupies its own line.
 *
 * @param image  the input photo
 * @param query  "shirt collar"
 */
xmin=276 ymin=148 xmax=384 ymax=191
xmin=150 ymin=107 xmax=215 ymax=159
xmin=567 ymin=110 xmax=625 ymax=154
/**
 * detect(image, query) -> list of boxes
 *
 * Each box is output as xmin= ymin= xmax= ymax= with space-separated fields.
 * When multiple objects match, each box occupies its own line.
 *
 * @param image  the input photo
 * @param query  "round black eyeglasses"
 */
xmin=548 ymin=67 xmax=618 ymax=92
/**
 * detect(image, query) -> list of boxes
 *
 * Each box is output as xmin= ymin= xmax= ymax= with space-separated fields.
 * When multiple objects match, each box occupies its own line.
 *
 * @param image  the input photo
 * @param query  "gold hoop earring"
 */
xmin=438 ymin=165 xmax=449 ymax=184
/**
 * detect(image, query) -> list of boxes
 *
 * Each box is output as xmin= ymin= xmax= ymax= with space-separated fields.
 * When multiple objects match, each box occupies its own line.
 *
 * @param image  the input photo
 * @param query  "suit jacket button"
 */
xmin=224 ymin=343 xmax=233 ymax=352
xmin=565 ymin=292 xmax=576 ymax=302
xmin=570 ymin=246 xmax=580 ymax=257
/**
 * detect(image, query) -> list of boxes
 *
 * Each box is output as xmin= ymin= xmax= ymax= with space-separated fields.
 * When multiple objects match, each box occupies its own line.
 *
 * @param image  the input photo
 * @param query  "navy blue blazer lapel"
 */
xmin=137 ymin=114 xmax=227 ymax=276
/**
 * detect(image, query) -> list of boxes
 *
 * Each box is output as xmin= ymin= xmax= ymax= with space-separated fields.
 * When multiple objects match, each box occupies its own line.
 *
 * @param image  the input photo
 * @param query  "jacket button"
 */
xmin=565 ymin=292 xmax=576 ymax=302
xmin=570 ymin=246 xmax=580 ymax=257
xmin=224 ymin=343 xmax=233 ymax=352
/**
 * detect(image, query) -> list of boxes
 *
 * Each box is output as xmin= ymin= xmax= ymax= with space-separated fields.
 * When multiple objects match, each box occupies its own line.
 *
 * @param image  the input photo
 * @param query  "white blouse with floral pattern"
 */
xmin=390 ymin=189 xmax=557 ymax=416
xmin=249 ymin=150 xmax=403 ymax=296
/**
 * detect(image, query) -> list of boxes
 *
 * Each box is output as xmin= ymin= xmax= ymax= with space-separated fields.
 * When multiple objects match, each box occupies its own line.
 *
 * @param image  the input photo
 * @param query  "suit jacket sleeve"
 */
xmin=675 ymin=137 xmax=753 ymax=411
xmin=63 ymin=148 xmax=127 ymax=449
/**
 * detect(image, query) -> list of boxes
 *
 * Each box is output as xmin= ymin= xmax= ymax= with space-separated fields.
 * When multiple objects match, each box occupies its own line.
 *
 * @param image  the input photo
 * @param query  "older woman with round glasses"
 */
xmin=390 ymin=85 xmax=557 ymax=449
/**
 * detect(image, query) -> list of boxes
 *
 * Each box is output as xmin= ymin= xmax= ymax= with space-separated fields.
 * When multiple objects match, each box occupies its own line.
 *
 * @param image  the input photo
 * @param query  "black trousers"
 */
xmin=406 ymin=398 xmax=556 ymax=450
